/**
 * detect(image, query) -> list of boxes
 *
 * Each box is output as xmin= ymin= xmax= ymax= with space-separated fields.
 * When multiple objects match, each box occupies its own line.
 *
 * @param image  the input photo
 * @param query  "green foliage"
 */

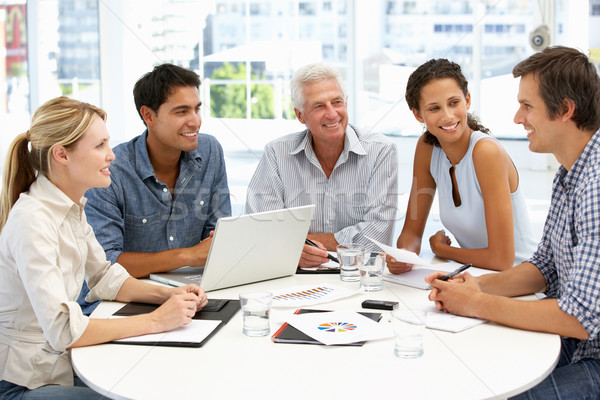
xmin=209 ymin=62 xmax=275 ymax=119
xmin=8 ymin=62 xmax=26 ymax=77
xmin=59 ymin=83 xmax=73 ymax=96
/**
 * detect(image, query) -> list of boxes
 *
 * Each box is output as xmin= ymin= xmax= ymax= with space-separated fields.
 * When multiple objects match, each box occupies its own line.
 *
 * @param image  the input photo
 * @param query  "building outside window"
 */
xmin=0 ymin=0 xmax=596 ymax=164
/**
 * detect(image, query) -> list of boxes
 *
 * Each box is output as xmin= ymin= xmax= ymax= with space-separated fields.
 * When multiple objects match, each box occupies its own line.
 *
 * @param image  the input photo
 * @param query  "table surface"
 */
xmin=72 ymin=273 xmax=560 ymax=400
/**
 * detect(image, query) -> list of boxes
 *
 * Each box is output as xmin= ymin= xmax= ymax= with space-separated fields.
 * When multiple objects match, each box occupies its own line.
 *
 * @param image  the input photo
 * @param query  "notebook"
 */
xmin=149 ymin=205 xmax=315 ymax=291
xmin=382 ymin=268 xmax=435 ymax=290
xmin=110 ymin=299 xmax=241 ymax=347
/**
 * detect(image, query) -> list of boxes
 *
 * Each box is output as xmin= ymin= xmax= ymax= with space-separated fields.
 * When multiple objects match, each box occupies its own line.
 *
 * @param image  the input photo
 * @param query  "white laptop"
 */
xmin=149 ymin=205 xmax=315 ymax=291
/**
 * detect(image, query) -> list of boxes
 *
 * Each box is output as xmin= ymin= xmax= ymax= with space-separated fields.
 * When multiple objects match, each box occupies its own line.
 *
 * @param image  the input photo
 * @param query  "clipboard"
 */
xmin=111 ymin=299 xmax=240 ymax=347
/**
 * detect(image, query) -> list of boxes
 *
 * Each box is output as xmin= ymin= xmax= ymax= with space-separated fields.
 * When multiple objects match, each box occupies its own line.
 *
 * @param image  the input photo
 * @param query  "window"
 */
xmin=298 ymin=1 xmax=316 ymax=16
xmin=2 ymin=4 xmax=27 ymax=114
xmin=0 ymin=0 xmax=594 ymax=161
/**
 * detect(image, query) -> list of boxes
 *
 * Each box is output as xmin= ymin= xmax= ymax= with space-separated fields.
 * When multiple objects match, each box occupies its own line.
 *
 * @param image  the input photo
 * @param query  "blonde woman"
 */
xmin=0 ymin=97 xmax=207 ymax=399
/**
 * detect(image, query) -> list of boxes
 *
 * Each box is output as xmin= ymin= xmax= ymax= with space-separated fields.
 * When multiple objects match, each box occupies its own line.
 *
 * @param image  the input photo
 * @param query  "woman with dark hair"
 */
xmin=389 ymin=59 xmax=536 ymax=273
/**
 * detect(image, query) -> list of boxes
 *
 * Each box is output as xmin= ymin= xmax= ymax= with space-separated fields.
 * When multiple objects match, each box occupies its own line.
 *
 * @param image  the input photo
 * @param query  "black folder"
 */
xmin=111 ymin=299 xmax=240 ymax=347
xmin=296 ymin=267 xmax=340 ymax=274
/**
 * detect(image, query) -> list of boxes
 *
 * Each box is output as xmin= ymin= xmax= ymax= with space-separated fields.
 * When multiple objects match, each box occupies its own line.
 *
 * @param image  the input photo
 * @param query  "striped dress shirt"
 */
xmin=245 ymin=125 xmax=398 ymax=250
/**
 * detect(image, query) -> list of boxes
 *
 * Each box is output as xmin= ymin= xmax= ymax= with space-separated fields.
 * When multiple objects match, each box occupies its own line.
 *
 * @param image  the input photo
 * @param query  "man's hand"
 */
xmin=298 ymin=240 xmax=330 ymax=268
xmin=426 ymin=271 xmax=481 ymax=317
xmin=185 ymin=231 xmax=214 ymax=267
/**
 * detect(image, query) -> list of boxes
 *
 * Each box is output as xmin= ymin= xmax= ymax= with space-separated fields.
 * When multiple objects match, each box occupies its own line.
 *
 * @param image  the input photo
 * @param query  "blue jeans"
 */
xmin=510 ymin=337 xmax=600 ymax=400
xmin=0 ymin=377 xmax=107 ymax=400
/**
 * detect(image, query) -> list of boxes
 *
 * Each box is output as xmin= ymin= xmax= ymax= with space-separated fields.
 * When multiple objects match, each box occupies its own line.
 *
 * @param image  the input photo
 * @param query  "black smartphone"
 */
xmin=361 ymin=299 xmax=398 ymax=310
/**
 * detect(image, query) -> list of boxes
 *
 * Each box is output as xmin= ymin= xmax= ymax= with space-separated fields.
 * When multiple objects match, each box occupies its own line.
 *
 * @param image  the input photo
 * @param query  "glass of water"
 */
xmin=391 ymin=308 xmax=426 ymax=358
xmin=239 ymin=291 xmax=273 ymax=337
xmin=336 ymin=243 xmax=365 ymax=282
xmin=360 ymin=252 xmax=386 ymax=291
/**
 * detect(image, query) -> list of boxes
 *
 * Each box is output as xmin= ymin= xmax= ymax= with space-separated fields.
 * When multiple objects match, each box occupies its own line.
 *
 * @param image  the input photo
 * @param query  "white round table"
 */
xmin=72 ymin=274 xmax=560 ymax=400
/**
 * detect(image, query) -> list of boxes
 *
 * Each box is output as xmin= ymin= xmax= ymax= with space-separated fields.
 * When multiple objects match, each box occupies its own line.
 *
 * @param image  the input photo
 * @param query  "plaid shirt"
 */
xmin=529 ymin=132 xmax=600 ymax=363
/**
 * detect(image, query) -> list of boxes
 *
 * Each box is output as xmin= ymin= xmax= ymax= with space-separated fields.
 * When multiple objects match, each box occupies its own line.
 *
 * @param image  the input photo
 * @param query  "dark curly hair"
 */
xmin=405 ymin=58 xmax=489 ymax=146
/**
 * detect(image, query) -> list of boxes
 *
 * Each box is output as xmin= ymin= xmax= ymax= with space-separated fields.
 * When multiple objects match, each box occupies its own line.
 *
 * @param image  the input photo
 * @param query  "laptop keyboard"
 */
xmin=186 ymin=274 xmax=203 ymax=283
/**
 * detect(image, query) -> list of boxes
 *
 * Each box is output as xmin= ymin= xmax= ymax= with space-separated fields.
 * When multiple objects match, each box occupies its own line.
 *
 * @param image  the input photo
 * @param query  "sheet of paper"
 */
xmin=368 ymin=237 xmax=496 ymax=278
xmin=285 ymin=310 xmax=393 ymax=345
xmin=367 ymin=237 xmax=433 ymax=267
xmin=383 ymin=263 xmax=493 ymax=290
xmin=271 ymin=284 xmax=359 ymax=308
xmin=427 ymin=262 xmax=494 ymax=277
xmin=111 ymin=317 xmax=221 ymax=344
xmin=424 ymin=305 xmax=486 ymax=333
xmin=382 ymin=269 xmax=434 ymax=290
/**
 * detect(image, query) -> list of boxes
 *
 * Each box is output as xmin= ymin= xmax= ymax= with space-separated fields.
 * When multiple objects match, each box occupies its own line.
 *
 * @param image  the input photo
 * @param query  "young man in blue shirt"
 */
xmin=83 ymin=64 xmax=231 ymax=283
xmin=427 ymin=46 xmax=600 ymax=399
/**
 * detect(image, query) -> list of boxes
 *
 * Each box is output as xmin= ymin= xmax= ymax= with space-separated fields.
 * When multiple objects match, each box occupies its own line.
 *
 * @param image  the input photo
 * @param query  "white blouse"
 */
xmin=430 ymin=131 xmax=537 ymax=265
xmin=0 ymin=175 xmax=130 ymax=389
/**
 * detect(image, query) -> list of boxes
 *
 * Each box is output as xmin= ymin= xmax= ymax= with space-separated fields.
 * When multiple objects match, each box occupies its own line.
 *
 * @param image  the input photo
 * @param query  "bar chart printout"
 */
xmin=271 ymin=284 xmax=358 ymax=307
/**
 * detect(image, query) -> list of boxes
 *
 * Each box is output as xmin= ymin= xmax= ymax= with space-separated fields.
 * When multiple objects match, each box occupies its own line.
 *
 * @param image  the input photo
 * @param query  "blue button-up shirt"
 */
xmin=84 ymin=130 xmax=231 ymax=265
xmin=529 ymin=132 xmax=600 ymax=364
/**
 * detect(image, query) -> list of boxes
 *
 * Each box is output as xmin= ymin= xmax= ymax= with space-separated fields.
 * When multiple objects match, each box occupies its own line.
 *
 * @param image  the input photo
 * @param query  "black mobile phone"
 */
xmin=361 ymin=299 xmax=399 ymax=311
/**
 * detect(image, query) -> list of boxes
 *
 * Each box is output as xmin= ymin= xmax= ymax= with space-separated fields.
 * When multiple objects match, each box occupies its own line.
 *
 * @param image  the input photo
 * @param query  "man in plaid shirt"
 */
xmin=427 ymin=46 xmax=600 ymax=399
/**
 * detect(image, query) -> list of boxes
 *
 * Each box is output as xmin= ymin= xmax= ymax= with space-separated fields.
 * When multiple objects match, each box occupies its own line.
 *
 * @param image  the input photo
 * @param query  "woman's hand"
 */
xmin=149 ymin=292 xmax=202 ymax=333
xmin=170 ymin=284 xmax=208 ymax=311
xmin=429 ymin=230 xmax=452 ymax=255
xmin=386 ymin=253 xmax=413 ymax=274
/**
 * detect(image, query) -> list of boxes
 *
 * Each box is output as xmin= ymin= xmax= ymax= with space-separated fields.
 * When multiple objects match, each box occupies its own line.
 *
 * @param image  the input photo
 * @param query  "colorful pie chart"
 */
xmin=317 ymin=322 xmax=357 ymax=333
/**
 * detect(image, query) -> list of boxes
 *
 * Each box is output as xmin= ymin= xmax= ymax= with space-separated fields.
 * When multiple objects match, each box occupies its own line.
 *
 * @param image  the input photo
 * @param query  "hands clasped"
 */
xmin=151 ymin=284 xmax=208 ymax=333
xmin=426 ymin=271 xmax=480 ymax=317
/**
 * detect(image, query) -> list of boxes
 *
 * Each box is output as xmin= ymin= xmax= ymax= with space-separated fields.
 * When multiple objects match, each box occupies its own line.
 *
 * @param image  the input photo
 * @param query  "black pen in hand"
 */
xmin=438 ymin=264 xmax=472 ymax=281
xmin=304 ymin=239 xmax=339 ymax=263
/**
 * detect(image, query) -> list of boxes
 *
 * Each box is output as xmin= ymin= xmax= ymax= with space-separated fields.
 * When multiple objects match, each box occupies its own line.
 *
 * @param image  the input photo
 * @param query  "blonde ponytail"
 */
xmin=0 ymin=133 xmax=36 ymax=230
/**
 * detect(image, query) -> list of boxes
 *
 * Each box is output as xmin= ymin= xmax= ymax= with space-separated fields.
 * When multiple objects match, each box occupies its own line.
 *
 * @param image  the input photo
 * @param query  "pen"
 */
xmin=305 ymin=239 xmax=339 ymax=263
xmin=438 ymin=264 xmax=472 ymax=281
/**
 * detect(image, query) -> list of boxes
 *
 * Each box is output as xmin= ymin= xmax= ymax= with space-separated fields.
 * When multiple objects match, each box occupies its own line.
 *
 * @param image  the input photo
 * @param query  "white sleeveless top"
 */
xmin=430 ymin=131 xmax=537 ymax=265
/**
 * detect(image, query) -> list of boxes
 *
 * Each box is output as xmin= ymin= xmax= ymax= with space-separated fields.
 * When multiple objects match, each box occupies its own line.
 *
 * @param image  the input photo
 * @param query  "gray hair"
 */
xmin=290 ymin=62 xmax=345 ymax=111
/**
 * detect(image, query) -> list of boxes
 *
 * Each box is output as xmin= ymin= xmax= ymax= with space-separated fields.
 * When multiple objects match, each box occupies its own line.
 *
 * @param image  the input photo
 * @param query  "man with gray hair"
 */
xmin=245 ymin=62 xmax=398 ymax=268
